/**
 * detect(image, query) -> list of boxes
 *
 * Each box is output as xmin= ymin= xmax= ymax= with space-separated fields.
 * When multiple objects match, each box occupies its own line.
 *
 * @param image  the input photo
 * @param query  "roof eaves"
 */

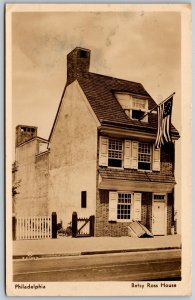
xmin=48 ymin=85 xmax=66 ymax=142
xmin=100 ymin=119 xmax=180 ymax=137
xmin=100 ymin=119 xmax=156 ymax=132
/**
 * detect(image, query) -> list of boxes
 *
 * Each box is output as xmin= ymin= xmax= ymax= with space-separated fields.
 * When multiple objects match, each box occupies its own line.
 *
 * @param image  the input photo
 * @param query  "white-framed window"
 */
xmin=99 ymin=136 xmax=160 ymax=171
xmin=109 ymin=191 xmax=142 ymax=222
xmin=108 ymin=138 xmax=123 ymax=168
xmin=132 ymin=98 xmax=146 ymax=110
xmin=138 ymin=142 xmax=152 ymax=170
xmin=131 ymin=98 xmax=148 ymax=121
xmin=117 ymin=193 xmax=132 ymax=220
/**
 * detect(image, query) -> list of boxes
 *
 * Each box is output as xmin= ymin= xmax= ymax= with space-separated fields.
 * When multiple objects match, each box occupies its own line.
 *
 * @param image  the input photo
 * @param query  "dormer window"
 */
xmin=115 ymin=93 xmax=148 ymax=122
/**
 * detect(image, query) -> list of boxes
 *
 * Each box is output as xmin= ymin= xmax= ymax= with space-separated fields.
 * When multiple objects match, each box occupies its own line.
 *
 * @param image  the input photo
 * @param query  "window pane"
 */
xmin=117 ymin=193 xmax=131 ymax=220
xmin=132 ymin=98 xmax=146 ymax=109
xmin=138 ymin=142 xmax=151 ymax=170
xmin=132 ymin=110 xmax=145 ymax=120
xmin=108 ymin=159 xmax=122 ymax=168
xmin=154 ymin=194 xmax=165 ymax=200
xmin=108 ymin=139 xmax=123 ymax=167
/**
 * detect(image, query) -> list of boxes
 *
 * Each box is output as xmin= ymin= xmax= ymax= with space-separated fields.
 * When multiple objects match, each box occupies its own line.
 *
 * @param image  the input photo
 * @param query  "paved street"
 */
xmin=13 ymin=249 xmax=181 ymax=282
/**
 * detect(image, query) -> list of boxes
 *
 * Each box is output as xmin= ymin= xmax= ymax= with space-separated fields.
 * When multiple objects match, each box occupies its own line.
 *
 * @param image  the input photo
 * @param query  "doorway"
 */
xmin=152 ymin=194 xmax=167 ymax=235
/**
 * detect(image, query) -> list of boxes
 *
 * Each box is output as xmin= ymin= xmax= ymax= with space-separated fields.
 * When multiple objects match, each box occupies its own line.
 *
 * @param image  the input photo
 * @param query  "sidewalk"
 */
xmin=13 ymin=234 xmax=181 ymax=259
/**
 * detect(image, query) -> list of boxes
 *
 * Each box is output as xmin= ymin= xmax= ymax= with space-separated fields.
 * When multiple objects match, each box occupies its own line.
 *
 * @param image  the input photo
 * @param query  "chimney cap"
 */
xmin=16 ymin=125 xmax=38 ymax=130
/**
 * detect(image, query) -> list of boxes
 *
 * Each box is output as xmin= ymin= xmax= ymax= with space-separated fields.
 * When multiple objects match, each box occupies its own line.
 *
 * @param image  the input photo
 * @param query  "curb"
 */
xmin=13 ymin=246 xmax=181 ymax=260
xmin=81 ymin=246 xmax=181 ymax=256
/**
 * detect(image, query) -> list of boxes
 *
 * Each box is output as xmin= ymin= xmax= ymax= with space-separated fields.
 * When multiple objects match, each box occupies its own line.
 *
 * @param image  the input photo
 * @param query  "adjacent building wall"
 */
xmin=15 ymin=140 xmax=49 ymax=216
xmin=48 ymin=81 xmax=99 ymax=228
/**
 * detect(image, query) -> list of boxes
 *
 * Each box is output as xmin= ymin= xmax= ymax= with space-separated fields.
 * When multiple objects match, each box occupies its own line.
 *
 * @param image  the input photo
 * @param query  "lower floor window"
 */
xmin=117 ymin=193 xmax=132 ymax=219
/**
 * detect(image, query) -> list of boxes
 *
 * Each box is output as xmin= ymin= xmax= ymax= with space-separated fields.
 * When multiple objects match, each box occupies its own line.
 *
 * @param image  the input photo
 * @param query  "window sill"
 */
xmin=116 ymin=219 xmax=133 ymax=223
xmin=137 ymin=169 xmax=152 ymax=172
xmin=99 ymin=166 xmax=157 ymax=173
xmin=108 ymin=166 xmax=123 ymax=170
xmin=131 ymin=118 xmax=148 ymax=123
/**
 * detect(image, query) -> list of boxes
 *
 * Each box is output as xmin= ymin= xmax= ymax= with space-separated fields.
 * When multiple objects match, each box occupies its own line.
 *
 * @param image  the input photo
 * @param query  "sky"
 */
xmin=12 ymin=11 xmax=181 ymax=142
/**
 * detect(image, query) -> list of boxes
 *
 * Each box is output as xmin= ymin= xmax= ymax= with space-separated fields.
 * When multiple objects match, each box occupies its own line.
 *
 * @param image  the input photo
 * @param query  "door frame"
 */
xmin=152 ymin=193 xmax=167 ymax=235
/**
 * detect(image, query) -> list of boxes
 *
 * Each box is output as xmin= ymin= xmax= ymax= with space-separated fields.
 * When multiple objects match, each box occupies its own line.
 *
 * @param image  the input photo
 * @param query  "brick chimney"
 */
xmin=66 ymin=47 xmax=91 ymax=86
xmin=16 ymin=125 xmax=37 ymax=147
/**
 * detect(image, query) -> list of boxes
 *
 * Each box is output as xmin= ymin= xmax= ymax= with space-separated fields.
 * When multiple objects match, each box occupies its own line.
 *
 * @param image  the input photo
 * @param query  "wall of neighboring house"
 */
xmin=48 ymin=81 xmax=98 ymax=228
xmin=35 ymin=151 xmax=50 ymax=214
xmin=15 ymin=140 xmax=49 ymax=216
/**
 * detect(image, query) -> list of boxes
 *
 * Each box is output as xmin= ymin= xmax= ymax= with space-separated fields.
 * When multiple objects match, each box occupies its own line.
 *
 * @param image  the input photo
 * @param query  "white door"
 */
xmin=152 ymin=200 xmax=166 ymax=235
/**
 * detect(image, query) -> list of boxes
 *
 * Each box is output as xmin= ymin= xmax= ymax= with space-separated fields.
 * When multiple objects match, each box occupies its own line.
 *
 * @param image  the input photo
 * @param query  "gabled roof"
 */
xmin=49 ymin=71 xmax=179 ymax=142
xmin=77 ymin=72 xmax=179 ymax=136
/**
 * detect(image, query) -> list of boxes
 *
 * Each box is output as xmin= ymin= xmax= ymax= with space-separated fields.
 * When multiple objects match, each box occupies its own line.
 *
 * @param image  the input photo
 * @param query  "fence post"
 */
xmin=12 ymin=215 xmax=16 ymax=240
xmin=51 ymin=212 xmax=57 ymax=239
xmin=90 ymin=215 xmax=95 ymax=237
xmin=72 ymin=211 xmax=77 ymax=238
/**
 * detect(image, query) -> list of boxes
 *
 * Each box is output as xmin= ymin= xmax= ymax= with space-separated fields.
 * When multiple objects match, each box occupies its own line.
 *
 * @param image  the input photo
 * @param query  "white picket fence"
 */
xmin=16 ymin=216 xmax=52 ymax=240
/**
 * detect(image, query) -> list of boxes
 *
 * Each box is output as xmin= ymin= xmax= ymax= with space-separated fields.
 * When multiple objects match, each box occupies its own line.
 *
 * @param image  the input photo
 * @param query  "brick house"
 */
xmin=14 ymin=47 xmax=180 ymax=236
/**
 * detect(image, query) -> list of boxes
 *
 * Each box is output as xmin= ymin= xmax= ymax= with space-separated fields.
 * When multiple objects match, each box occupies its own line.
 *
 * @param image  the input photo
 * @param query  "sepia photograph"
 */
xmin=6 ymin=3 xmax=191 ymax=297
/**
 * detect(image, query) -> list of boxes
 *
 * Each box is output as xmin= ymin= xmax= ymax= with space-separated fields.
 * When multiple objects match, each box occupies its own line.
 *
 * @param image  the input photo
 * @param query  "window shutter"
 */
xmin=142 ymin=101 xmax=148 ymax=122
xmin=131 ymin=141 xmax=138 ymax=169
xmin=152 ymin=145 xmax=161 ymax=171
xmin=109 ymin=191 xmax=117 ymax=221
xmin=133 ymin=193 xmax=142 ymax=221
xmin=124 ymin=140 xmax=131 ymax=168
xmin=99 ymin=136 xmax=108 ymax=166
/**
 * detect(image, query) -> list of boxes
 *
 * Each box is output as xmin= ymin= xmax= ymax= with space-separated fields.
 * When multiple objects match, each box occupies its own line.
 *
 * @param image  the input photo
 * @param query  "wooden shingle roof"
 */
xmin=99 ymin=168 xmax=176 ymax=184
xmin=78 ymin=72 xmax=179 ymax=136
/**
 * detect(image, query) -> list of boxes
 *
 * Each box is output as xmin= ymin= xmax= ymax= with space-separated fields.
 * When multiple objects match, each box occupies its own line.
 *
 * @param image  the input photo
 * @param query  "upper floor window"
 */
xmin=99 ymin=136 xmax=161 ymax=171
xmin=115 ymin=93 xmax=148 ymax=122
xmin=138 ymin=142 xmax=152 ymax=170
xmin=108 ymin=138 xmax=123 ymax=168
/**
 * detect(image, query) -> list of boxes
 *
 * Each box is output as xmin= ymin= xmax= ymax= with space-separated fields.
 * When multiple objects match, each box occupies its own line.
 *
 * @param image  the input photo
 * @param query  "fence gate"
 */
xmin=72 ymin=212 xmax=95 ymax=237
xmin=14 ymin=212 xmax=57 ymax=240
